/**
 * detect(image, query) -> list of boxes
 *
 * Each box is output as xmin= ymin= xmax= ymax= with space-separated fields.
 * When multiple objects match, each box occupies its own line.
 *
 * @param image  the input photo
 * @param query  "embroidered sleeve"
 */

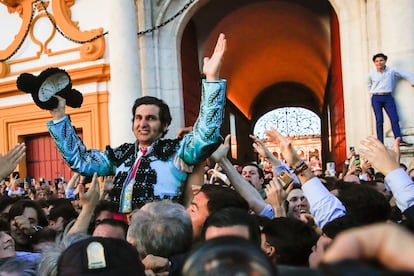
xmin=177 ymin=79 xmax=226 ymax=165
xmin=47 ymin=115 xmax=116 ymax=176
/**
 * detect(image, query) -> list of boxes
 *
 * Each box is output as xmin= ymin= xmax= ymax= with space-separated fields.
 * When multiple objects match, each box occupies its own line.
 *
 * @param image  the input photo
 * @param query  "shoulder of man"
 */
xmin=106 ymin=143 xmax=135 ymax=164
xmin=152 ymin=138 xmax=181 ymax=161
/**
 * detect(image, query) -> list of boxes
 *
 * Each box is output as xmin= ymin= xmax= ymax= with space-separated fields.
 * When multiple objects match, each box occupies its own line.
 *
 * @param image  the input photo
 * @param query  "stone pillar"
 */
xmin=107 ymin=0 xmax=141 ymax=145
xmin=378 ymin=1 xmax=414 ymax=137
xmin=377 ymin=0 xmax=414 ymax=159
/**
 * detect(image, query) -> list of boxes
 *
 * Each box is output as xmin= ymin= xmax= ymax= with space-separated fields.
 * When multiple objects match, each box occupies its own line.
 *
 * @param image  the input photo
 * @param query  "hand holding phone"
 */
xmin=277 ymin=169 xmax=294 ymax=190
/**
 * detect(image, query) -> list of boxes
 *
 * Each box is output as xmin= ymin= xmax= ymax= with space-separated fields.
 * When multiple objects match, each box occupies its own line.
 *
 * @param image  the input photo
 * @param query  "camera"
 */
xmin=277 ymin=169 xmax=294 ymax=190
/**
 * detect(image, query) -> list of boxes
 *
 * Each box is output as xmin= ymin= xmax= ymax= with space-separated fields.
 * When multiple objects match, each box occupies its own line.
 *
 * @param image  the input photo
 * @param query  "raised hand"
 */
xmin=176 ymin=126 xmax=193 ymax=139
xmin=358 ymin=136 xmax=399 ymax=175
xmin=264 ymin=127 xmax=301 ymax=167
xmin=0 ymin=143 xmax=26 ymax=180
xmin=102 ymin=175 xmax=114 ymax=193
xmin=49 ymin=95 xmax=66 ymax=120
xmin=264 ymin=178 xmax=289 ymax=217
xmin=211 ymin=134 xmax=231 ymax=163
xmin=203 ymin=33 xmax=227 ymax=81
xmin=78 ymin=173 xmax=100 ymax=209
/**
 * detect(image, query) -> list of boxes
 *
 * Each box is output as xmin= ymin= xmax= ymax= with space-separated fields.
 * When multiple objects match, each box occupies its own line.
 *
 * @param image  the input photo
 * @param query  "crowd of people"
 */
xmin=1 ymin=33 xmax=414 ymax=275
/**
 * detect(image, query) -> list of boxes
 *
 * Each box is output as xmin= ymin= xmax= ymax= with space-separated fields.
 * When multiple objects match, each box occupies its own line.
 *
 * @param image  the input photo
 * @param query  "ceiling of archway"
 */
xmin=193 ymin=0 xmax=332 ymax=119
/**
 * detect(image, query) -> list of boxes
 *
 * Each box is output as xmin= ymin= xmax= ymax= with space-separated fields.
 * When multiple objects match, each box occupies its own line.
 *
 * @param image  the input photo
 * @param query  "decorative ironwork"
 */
xmin=1 ymin=0 xmax=195 ymax=61
xmin=253 ymin=107 xmax=321 ymax=139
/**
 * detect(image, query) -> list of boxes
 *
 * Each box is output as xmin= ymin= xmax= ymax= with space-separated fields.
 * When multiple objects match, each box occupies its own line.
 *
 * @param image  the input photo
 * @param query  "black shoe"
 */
xmin=400 ymin=140 xmax=412 ymax=146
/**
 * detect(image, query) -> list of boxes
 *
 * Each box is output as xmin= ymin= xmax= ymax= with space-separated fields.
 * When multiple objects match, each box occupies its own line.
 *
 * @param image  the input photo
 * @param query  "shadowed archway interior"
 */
xmin=181 ymin=0 xmax=345 ymax=166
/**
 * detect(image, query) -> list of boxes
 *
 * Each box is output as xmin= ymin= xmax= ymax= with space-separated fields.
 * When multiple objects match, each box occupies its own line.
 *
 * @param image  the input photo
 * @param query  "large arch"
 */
xmin=152 ymin=0 xmax=368 ymax=166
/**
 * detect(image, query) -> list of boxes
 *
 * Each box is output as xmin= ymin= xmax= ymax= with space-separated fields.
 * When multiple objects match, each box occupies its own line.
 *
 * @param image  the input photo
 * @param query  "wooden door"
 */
xmin=25 ymin=131 xmax=82 ymax=183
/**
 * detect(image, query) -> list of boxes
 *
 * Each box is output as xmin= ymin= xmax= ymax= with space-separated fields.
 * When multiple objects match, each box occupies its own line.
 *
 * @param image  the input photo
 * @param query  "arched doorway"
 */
xmin=253 ymin=107 xmax=322 ymax=167
xmin=178 ymin=0 xmax=345 ymax=165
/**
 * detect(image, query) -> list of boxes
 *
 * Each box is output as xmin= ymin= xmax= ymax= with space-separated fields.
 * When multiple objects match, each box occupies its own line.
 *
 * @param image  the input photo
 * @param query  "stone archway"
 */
xmin=154 ymin=0 xmax=367 ymax=165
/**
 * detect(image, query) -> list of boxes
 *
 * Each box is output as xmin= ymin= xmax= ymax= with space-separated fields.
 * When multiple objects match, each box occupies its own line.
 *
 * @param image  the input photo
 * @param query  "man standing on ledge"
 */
xmin=368 ymin=53 xmax=414 ymax=146
xmin=48 ymin=33 xmax=227 ymax=213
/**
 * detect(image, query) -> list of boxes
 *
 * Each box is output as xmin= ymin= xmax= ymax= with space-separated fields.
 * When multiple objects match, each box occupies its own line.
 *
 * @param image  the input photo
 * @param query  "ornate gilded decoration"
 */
xmin=0 ymin=0 xmax=22 ymax=8
xmin=0 ymin=0 xmax=105 ymax=77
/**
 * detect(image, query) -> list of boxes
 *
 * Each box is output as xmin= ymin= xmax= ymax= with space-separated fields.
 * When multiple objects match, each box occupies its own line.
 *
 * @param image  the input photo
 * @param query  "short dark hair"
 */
xmin=201 ymin=207 xmax=261 ymax=247
xmin=131 ymin=96 xmax=172 ymax=137
xmin=94 ymin=200 xmax=117 ymax=217
xmin=181 ymin=236 xmax=277 ymax=275
xmin=98 ymin=218 xmax=129 ymax=237
xmin=8 ymin=199 xmax=48 ymax=227
xmin=242 ymin=162 xmax=264 ymax=179
xmin=372 ymin=53 xmax=387 ymax=62
xmin=0 ymin=196 xmax=19 ymax=214
xmin=336 ymin=184 xmax=391 ymax=225
xmin=48 ymin=201 xmax=78 ymax=228
xmin=261 ymin=217 xmax=319 ymax=266
xmin=199 ymin=185 xmax=249 ymax=216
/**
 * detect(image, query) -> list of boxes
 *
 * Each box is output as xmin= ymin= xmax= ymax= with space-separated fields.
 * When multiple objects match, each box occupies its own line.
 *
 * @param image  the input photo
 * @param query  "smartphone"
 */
xmin=278 ymin=169 xmax=294 ymax=190
xmin=354 ymin=154 xmax=361 ymax=166
xmin=326 ymin=162 xmax=335 ymax=177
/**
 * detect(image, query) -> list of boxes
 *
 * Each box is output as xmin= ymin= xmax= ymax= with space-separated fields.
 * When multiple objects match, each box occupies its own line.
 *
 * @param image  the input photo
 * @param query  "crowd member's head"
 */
xmin=181 ymin=236 xmax=277 ymax=276
xmin=36 ymin=189 xmax=49 ymax=200
xmin=87 ymin=200 xmax=117 ymax=234
xmin=187 ymin=184 xmax=249 ymax=242
xmin=0 ymin=196 xmax=19 ymax=223
xmin=127 ymin=200 xmax=192 ymax=259
xmin=8 ymin=199 xmax=48 ymax=251
xmin=368 ymin=173 xmax=393 ymax=201
xmin=261 ymin=217 xmax=319 ymax=266
xmin=308 ymin=215 xmax=358 ymax=268
xmin=285 ymin=187 xmax=310 ymax=220
xmin=336 ymin=183 xmax=391 ymax=225
xmin=47 ymin=200 xmax=78 ymax=234
xmin=201 ymin=207 xmax=261 ymax=247
xmin=93 ymin=218 xmax=128 ymax=240
xmin=0 ymin=220 xmax=15 ymax=260
xmin=93 ymin=200 xmax=117 ymax=226
xmin=241 ymin=163 xmax=265 ymax=191
xmin=309 ymin=183 xmax=392 ymax=269
xmin=31 ymin=227 xmax=57 ymax=253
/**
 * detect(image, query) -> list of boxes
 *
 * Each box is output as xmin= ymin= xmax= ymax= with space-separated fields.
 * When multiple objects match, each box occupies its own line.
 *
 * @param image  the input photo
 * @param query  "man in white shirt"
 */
xmin=368 ymin=53 xmax=414 ymax=146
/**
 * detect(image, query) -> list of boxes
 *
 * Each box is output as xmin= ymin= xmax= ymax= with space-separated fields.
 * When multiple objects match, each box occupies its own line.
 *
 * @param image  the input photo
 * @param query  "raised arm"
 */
xmin=250 ymin=134 xmax=283 ymax=167
xmin=67 ymin=173 xmax=100 ymax=235
xmin=47 ymin=96 xmax=115 ymax=176
xmin=265 ymin=127 xmax=345 ymax=228
xmin=178 ymin=34 xmax=227 ymax=165
xmin=211 ymin=135 xmax=273 ymax=218
xmin=359 ymin=136 xmax=414 ymax=215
